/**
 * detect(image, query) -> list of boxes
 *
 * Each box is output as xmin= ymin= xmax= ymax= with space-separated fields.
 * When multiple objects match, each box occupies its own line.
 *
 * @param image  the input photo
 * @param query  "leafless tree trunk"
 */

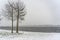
xmin=8 ymin=1 xmax=14 ymax=33
xmin=16 ymin=15 xmax=19 ymax=33
xmin=11 ymin=8 xmax=13 ymax=33
xmin=16 ymin=0 xmax=19 ymax=33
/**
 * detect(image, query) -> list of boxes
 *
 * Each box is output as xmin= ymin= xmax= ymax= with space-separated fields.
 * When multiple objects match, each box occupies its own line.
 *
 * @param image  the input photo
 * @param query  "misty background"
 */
xmin=0 ymin=0 xmax=60 ymax=27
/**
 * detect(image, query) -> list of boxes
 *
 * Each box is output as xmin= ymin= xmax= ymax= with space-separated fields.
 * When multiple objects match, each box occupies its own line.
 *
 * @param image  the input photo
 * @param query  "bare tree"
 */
xmin=12 ymin=0 xmax=26 ymax=33
xmin=1 ymin=0 xmax=14 ymax=33
xmin=2 ymin=0 xmax=26 ymax=33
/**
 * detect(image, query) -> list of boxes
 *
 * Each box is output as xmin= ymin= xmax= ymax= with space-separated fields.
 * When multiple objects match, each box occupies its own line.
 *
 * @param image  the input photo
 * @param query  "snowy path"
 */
xmin=0 ymin=30 xmax=60 ymax=40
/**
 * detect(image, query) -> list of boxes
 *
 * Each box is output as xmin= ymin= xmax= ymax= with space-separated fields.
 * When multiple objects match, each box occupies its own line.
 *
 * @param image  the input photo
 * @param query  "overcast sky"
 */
xmin=0 ymin=0 xmax=60 ymax=26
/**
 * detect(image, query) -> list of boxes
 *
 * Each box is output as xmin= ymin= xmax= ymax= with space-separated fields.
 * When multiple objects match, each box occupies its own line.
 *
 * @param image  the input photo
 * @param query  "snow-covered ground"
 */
xmin=0 ymin=29 xmax=60 ymax=40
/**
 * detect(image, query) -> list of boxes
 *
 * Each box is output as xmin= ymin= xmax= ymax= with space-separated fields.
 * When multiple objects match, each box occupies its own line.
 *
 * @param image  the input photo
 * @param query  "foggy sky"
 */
xmin=0 ymin=0 xmax=60 ymax=26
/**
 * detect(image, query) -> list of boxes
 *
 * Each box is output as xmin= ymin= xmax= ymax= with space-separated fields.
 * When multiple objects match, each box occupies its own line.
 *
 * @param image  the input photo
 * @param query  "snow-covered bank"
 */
xmin=0 ymin=29 xmax=60 ymax=40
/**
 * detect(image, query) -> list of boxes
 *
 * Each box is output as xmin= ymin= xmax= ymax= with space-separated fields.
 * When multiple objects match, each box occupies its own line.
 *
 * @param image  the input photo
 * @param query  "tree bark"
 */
xmin=16 ymin=7 xmax=19 ymax=33
xmin=16 ymin=15 xmax=19 ymax=33
xmin=11 ymin=8 xmax=13 ymax=33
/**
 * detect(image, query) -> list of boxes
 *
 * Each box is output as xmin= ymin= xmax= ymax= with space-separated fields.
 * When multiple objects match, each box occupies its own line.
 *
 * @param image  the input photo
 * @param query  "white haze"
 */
xmin=0 ymin=0 xmax=60 ymax=26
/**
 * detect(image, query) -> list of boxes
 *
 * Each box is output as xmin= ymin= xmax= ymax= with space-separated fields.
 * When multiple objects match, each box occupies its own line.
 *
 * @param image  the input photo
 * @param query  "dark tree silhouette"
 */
xmin=1 ymin=0 xmax=26 ymax=33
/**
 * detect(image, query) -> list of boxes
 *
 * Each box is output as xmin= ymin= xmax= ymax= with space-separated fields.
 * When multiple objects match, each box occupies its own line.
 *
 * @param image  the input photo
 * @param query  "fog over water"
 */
xmin=0 ymin=0 xmax=60 ymax=26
